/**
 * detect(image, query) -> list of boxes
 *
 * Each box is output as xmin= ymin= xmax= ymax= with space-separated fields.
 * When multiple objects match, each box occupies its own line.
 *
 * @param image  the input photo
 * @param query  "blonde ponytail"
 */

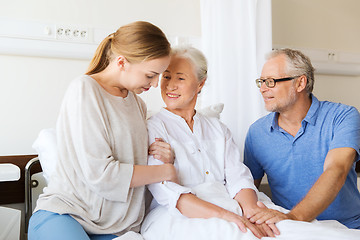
xmin=86 ymin=21 xmax=170 ymax=75
xmin=86 ymin=34 xmax=114 ymax=75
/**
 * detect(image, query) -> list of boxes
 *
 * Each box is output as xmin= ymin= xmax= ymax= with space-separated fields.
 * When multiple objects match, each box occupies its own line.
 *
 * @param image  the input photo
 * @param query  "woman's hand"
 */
xmin=255 ymin=222 xmax=279 ymax=238
xmin=219 ymin=209 xmax=266 ymax=239
xmin=149 ymin=138 xmax=175 ymax=164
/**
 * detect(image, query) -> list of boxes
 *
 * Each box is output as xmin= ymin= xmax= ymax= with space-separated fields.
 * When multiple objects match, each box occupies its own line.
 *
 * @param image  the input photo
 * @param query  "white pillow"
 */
xmin=32 ymin=128 xmax=58 ymax=182
xmin=197 ymin=103 xmax=224 ymax=119
xmin=147 ymin=103 xmax=224 ymax=119
xmin=33 ymin=103 xmax=224 ymax=181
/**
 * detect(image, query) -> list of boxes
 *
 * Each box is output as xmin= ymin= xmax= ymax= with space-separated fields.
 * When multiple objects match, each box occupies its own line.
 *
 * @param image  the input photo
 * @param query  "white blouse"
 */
xmin=147 ymin=108 xmax=256 ymax=212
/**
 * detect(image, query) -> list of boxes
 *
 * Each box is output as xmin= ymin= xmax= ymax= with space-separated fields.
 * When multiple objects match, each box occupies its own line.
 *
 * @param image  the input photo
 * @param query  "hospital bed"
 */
xmin=19 ymin=109 xmax=360 ymax=238
xmin=23 ymin=148 xmax=360 ymax=237
xmin=23 ymin=103 xmax=228 ymax=234
xmin=17 ymin=105 xmax=360 ymax=239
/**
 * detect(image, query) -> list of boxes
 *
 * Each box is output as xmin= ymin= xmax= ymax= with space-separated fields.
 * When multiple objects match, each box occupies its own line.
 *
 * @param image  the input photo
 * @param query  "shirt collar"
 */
xmin=303 ymin=94 xmax=320 ymax=126
xmin=160 ymin=108 xmax=199 ymax=121
xmin=160 ymin=107 xmax=182 ymax=120
xmin=270 ymin=112 xmax=279 ymax=131
xmin=269 ymin=94 xmax=320 ymax=131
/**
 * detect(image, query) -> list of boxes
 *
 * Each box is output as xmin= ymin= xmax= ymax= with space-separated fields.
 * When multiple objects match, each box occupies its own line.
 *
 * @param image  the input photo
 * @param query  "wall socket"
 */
xmin=55 ymin=25 xmax=91 ymax=43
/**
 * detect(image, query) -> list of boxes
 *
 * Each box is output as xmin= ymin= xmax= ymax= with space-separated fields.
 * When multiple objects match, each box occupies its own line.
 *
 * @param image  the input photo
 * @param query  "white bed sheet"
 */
xmin=141 ymin=182 xmax=360 ymax=240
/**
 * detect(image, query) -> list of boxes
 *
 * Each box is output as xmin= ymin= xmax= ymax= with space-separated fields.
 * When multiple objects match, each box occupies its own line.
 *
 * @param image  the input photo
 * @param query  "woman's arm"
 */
xmin=234 ymin=188 xmax=259 ymax=217
xmin=129 ymin=137 xmax=177 ymax=188
xmin=130 ymin=164 xmax=178 ymax=188
xmin=176 ymin=193 xmax=264 ymax=239
xmin=146 ymin=121 xmax=192 ymax=209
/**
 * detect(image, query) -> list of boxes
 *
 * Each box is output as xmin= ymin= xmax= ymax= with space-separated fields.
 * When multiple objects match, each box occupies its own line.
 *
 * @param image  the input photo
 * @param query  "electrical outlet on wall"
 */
xmin=55 ymin=25 xmax=92 ymax=43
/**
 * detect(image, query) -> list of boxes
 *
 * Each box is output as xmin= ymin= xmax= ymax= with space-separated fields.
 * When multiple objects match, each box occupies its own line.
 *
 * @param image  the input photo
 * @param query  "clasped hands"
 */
xmin=243 ymin=201 xmax=300 ymax=238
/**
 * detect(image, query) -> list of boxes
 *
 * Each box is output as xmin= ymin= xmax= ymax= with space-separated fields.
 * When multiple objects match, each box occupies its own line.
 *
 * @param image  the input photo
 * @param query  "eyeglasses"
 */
xmin=255 ymin=76 xmax=301 ymax=88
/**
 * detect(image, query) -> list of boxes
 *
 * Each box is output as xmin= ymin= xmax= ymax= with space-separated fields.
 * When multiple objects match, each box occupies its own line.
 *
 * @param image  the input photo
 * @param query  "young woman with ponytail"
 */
xmin=28 ymin=21 xmax=176 ymax=240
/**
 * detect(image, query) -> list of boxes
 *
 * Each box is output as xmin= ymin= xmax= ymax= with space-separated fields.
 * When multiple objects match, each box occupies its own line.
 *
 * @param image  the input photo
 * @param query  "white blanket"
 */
xmin=141 ymin=182 xmax=360 ymax=240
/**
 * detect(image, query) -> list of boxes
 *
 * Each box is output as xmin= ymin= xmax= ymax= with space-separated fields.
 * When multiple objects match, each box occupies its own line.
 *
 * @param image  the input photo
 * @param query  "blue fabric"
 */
xmin=28 ymin=210 xmax=118 ymax=240
xmin=244 ymin=95 xmax=360 ymax=229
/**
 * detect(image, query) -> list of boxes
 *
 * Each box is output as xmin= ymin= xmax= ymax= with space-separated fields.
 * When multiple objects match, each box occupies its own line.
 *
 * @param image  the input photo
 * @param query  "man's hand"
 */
xmin=248 ymin=201 xmax=295 ymax=225
xmin=148 ymin=138 xmax=175 ymax=164
xmin=243 ymin=201 xmax=281 ymax=235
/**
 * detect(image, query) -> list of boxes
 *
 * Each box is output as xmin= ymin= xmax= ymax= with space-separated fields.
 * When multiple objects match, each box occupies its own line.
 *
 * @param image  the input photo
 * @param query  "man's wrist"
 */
xmin=287 ymin=210 xmax=305 ymax=221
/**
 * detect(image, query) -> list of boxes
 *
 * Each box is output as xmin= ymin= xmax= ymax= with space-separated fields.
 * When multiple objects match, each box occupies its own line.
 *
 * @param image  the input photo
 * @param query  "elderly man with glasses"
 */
xmin=244 ymin=48 xmax=360 ymax=229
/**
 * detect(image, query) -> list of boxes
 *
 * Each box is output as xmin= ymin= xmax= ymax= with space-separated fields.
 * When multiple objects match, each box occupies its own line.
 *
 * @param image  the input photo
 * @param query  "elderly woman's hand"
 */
xmin=148 ymin=138 xmax=175 ymax=164
xmin=219 ymin=209 xmax=266 ymax=239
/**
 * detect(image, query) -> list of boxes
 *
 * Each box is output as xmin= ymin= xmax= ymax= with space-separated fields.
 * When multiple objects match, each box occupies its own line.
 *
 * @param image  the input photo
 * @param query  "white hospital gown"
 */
xmin=141 ymin=108 xmax=360 ymax=240
xmin=146 ymin=108 xmax=257 ymax=210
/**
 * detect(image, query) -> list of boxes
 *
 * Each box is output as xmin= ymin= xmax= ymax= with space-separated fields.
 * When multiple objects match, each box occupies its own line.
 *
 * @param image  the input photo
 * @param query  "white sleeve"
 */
xmin=221 ymin=123 xmax=257 ymax=198
xmin=147 ymin=118 xmax=192 ymax=212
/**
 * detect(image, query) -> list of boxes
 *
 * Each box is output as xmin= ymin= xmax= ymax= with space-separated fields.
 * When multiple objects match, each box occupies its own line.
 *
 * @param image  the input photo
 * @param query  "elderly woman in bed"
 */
xmin=142 ymin=46 xmax=279 ymax=239
xmin=142 ymin=46 xmax=360 ymax=240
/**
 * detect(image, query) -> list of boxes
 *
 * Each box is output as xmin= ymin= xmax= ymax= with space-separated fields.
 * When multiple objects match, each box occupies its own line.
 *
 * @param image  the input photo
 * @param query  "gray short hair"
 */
xmin=171 ymin=45 xmax=208 ymax=82
xmin=267 ymin=48 xmax=315 ymax=94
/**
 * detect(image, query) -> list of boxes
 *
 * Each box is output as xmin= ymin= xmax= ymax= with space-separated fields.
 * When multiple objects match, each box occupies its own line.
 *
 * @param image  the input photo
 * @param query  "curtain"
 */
xmin=199 ymin=0 xmax=272 ymax=152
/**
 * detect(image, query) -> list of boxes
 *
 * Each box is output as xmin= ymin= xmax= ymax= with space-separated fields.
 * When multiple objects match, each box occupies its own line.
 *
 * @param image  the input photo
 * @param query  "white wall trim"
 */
xmin=273 ymin=45 xmax=360 ymax=76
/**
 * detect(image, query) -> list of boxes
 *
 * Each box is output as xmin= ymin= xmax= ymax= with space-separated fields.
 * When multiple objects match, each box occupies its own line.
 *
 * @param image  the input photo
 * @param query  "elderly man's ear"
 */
xmin=296 ymin=75 xmax=307 ymax=93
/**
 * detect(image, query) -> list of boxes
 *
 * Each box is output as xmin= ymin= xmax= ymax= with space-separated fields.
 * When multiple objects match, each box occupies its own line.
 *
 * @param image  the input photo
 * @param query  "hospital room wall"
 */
xmin=1 ymin=0 xmax=359 ymax=156
xmin=0 ymin=0 xmax=201 ymax=155
xmin=272 ymin=0 xmax=360 ymax=111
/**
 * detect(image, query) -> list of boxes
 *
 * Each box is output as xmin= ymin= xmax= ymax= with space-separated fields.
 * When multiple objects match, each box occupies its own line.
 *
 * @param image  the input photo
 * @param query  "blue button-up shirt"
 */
xmin=244 ymin=95 xmax=360 ymax=228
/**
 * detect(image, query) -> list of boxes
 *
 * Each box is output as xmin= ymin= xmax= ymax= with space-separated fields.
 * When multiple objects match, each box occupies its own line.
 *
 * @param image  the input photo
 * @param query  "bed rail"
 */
xmin=24 ymin=157 xmax=40 ymax=234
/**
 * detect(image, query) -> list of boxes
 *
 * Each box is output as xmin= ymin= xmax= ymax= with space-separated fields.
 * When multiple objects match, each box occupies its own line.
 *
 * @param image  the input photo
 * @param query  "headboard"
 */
xmin=0 ymin=155 xmax=41 ymax=204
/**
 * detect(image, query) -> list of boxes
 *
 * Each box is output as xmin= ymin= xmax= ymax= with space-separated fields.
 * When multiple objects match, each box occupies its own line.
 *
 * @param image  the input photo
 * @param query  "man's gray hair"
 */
xmin=267 ymin=48 xmax=315 ymax=94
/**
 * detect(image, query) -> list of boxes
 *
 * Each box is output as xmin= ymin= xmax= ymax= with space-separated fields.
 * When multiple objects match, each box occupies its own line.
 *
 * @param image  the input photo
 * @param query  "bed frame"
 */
xmin=0 ymin=155 xmax=40 ymax=204
xmin=1 ymin=154 xmax=359 ymax=236
xmin=0 ymin=155 xmax=41 ymax=236
xmin=24 ymin=157 xmax=41 ymax=233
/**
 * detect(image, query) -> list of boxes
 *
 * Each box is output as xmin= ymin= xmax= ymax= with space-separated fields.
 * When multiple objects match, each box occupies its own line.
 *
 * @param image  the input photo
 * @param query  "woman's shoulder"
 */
xmin=146 ymin=111 xmax=170 ymax=138
xmin=196 ymin=112 xmax=229 ymax=135
xmin=196 ymin=111 xmax=222 ymax=125
xmin=61 ymin=75 xmax=106 ymax=107
xmin=63 ymin=75 xmax=99 ymax=97
xmin=147 ymin=110 xmax=164 ymax=124
xmin=147 ymin=109 xmax=178 ymax=130
xmin=68 ymin=75 xmax=98 ymax=90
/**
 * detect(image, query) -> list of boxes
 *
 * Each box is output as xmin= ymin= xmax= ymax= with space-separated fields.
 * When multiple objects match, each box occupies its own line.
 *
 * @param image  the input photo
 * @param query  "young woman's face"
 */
xmin=161 ymin=56 xmax=204 ymax=114
xmin=122 ymin=55 xmax=171 ymax=94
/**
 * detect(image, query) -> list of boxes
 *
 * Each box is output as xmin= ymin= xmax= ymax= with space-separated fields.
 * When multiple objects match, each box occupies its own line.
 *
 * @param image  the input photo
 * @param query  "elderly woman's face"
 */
xmin=161 ymin=56 xmax=204 ymax=113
